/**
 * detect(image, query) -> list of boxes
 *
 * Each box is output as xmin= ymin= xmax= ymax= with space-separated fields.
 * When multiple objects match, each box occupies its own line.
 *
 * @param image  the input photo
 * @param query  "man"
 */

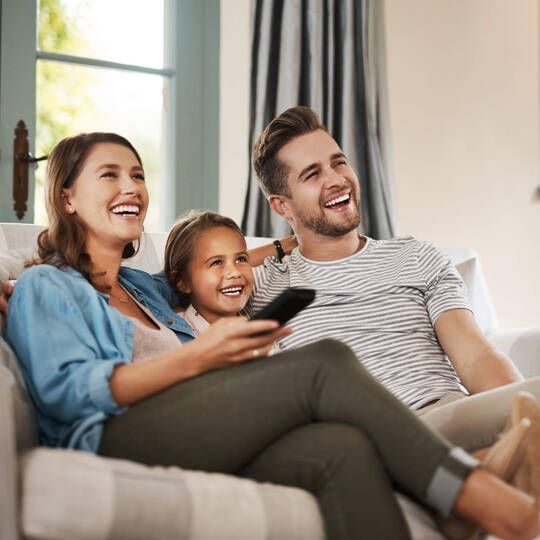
xmin=249 ymin=106 xmax=540 ymax=450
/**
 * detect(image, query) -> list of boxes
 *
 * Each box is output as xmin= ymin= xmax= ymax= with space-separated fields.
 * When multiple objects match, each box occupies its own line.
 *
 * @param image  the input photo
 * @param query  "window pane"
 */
xmin=35 ymin=60 xmax=167 ymax=232
xmin=38 ymin=0 xmax=165 ymax=69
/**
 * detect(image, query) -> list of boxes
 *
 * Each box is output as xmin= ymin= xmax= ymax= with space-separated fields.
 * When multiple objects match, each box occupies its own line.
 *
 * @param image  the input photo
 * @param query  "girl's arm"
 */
xmin=109 ymin=317 xmax=291 ymax=406
xmin=248 ymin=235 xmax=297 ymax=267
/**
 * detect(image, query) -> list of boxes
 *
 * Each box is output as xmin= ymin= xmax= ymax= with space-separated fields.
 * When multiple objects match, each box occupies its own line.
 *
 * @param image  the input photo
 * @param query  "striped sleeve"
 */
xmin=417 ymin=242 xmax=472 ymax=324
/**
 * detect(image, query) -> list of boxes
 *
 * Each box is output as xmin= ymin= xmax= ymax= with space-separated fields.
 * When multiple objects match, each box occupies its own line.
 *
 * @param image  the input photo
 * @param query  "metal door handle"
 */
xmin=16 ymin=152 xmax=48 ymax=164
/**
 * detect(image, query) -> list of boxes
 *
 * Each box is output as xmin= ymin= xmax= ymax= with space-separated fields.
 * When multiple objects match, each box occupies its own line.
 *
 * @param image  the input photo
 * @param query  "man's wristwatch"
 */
xmin=273 ymin=240 xmax=286 ymax=262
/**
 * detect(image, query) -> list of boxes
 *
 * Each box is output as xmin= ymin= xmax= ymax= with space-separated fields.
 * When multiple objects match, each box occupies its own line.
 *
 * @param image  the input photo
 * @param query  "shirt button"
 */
xmin=167 ymin=318 xmax=173 ymax=325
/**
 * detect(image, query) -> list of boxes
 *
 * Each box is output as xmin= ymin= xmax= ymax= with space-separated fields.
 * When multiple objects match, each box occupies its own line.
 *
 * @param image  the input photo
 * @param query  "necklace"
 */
xmin=109 ymin=294 xmax=129 ymax=304
xmin=109 ymin=286 xmax=130 ymax=304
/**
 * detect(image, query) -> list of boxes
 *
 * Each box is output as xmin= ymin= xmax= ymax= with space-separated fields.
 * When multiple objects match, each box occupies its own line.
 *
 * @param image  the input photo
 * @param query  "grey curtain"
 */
xmin=242 ymin=0 xmax=396 ymax=240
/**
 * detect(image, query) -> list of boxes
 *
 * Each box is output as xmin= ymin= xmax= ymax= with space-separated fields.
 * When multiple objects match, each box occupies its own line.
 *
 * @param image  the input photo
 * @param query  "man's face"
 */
xmin=273 ymin=129 xmax=361 ymax=237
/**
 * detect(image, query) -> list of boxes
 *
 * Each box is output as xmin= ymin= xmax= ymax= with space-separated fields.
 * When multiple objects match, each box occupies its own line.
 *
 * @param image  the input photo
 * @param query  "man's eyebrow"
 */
xmin=297 ymin=153 xmax=347 ymax=179
xmin=298 ymin=162 xmax=319 ymax=179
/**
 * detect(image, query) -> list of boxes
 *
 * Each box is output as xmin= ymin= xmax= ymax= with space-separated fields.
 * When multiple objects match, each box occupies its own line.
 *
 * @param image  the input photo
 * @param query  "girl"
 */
xmin=164 ymin=211 xmax=285 ymax=358
xmin=164 ymin=211 xmax=257 ymax=335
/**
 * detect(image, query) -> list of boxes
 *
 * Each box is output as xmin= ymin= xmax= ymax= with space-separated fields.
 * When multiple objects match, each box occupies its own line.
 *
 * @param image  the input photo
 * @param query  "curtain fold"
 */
xmin=242 ymin=0 xmax=396 ymax=240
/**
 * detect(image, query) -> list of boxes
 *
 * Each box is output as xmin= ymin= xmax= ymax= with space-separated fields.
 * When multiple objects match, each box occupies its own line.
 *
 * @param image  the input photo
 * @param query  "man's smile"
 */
xmin=323 ymin=192 xmax=352 ymax=211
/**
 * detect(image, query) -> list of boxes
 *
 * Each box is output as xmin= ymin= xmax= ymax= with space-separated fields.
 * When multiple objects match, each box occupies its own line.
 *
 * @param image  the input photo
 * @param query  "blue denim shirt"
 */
xmin=5 ymin=264 xmax=194 ymax=453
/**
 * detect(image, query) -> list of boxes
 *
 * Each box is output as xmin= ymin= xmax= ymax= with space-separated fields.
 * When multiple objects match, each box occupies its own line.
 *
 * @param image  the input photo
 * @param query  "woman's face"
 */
xmin=63 ymin=142 xmax=148 ymax=253
xmin=178 ymin=226 xmax=254 ymax=323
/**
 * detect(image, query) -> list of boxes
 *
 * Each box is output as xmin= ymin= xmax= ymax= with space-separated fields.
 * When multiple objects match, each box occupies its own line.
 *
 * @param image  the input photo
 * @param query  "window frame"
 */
xmin=0 ymin=0 xmax=220 ymax=229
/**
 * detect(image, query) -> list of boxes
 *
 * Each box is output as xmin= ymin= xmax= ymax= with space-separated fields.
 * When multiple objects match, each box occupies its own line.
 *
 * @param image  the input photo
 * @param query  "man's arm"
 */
xmin=248 ymin=236 xmax=297 ymax=267
xmin=435 ymin=308 xmax=523 ymax=393
xmin=0 ymin=281 xmax=14 ymax=328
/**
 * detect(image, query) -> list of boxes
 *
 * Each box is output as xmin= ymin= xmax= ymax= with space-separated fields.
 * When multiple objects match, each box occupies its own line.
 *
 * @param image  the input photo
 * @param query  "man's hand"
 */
xmin=0 ymin=281 xmax=14 ymax=327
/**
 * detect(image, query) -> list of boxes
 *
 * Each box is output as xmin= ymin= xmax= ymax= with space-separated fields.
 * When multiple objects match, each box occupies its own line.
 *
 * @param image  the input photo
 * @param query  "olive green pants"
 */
xmin=99 ymin=340 xmax=463 ymax=539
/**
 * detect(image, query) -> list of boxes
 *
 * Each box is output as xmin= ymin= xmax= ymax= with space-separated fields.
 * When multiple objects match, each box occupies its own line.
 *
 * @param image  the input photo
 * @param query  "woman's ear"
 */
xmin=62 ymin=189 xmax=75 ymax=214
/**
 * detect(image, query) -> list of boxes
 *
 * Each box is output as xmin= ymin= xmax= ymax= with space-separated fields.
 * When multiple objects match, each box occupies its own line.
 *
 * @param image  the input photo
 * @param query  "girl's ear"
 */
xmin=175 ymin=277 xmax=191 ymax=294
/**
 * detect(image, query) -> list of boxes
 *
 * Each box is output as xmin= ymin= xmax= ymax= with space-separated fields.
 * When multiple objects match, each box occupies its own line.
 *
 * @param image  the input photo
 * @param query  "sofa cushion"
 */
xmin=20 ymin=448 xmax=325 ymax=540
xmin=454 ymin=257 xmax=499 ymax=335
xmin=0 ymin=338 xmax=38 ymax=452
xmin=0 ymin=246 xmax=36 ymax=282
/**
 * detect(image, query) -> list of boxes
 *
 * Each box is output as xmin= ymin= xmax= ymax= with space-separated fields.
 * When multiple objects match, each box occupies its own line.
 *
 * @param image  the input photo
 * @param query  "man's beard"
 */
xmin=297 ymin=202 xmax=361 ymax=237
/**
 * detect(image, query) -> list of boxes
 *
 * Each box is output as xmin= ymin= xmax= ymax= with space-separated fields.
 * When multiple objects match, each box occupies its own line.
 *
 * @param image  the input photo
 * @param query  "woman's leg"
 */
xmin=241 ymin=422 xmax=411 ymax=540
xmin=99 ymin=340 xmax=467 ymax=515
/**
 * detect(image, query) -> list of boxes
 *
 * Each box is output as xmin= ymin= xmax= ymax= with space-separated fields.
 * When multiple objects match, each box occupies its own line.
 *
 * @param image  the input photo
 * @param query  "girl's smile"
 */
xmin=176 ymin=226 xmax=254 ymax=323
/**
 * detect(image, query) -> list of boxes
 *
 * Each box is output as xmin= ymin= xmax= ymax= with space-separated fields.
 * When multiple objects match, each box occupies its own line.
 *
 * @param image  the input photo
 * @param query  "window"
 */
xmin=34 ymin=0 xmax=171 ymax=231
xmin=0 ymin=0 xmax=220 ymax=230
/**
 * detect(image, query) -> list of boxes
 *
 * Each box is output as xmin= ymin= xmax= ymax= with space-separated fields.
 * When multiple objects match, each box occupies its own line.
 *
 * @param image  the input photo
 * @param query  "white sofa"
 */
xmin=1 ymin=222 xmax=539 ymax=540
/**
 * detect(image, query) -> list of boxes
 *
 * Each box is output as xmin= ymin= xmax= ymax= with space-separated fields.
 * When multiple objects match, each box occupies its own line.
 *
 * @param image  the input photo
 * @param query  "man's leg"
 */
xmin=421 ymin=377 xmax=540 ymax=451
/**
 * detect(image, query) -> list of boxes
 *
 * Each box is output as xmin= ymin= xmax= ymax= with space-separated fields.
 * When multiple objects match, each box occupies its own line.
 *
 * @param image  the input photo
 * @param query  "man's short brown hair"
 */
xmin=252 ymin=106 xmax=327 ymax=197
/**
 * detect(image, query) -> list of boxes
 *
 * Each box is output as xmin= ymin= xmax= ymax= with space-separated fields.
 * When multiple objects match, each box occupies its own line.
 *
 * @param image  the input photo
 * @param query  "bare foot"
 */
xmin=454 ymin=468 xmax=539 ymax=540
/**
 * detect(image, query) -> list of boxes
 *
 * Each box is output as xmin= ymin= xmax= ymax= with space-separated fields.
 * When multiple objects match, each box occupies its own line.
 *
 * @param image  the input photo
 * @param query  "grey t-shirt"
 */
xmin=252 ymin=236 xmax=472 ymax=409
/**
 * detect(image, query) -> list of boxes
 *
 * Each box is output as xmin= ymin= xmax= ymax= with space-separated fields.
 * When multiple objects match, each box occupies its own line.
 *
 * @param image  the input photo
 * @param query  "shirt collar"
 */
xmin=183 ymin=304 xmax=211 ymax=335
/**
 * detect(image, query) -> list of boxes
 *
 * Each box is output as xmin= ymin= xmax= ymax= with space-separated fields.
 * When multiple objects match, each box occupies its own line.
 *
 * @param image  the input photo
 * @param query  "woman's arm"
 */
xmin=109 ymin=317 xmax=291 ymax=405
xmin=8 ymin=267 xmax=292 ymax=415
xmin=248 ymin=235 xmax=297 ymax=267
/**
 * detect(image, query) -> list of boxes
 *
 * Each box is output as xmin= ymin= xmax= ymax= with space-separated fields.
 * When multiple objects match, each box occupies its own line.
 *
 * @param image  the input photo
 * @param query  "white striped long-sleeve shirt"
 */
xmin=252 ymin=236 xmax=472 ymax=410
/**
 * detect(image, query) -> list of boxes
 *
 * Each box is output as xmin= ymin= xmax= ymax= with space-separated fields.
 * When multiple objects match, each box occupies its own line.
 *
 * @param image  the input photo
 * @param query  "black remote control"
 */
xmin=251 ymin=287 xmax=316 ymax=325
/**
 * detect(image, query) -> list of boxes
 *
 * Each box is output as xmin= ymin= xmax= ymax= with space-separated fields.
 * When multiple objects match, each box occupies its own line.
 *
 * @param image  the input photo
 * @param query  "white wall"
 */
xmin=219 ymin=0 xmax=540 ymax=328
xmin=219 ymin=0 xmax=251 ymax=225
xmin=385 ymin=0 xmax=540 ymax=328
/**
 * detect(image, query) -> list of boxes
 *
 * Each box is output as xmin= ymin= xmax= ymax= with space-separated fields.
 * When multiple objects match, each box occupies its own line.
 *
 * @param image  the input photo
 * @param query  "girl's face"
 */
xmin=62 ymin=142 xmax=148 ymax=254
xmin=178 ymin=226 xmax=254 ymax=323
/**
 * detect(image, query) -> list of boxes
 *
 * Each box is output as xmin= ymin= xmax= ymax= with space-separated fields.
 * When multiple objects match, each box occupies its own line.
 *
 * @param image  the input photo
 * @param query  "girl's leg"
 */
xmin=241 ymin=422 xmax=411 ymax=540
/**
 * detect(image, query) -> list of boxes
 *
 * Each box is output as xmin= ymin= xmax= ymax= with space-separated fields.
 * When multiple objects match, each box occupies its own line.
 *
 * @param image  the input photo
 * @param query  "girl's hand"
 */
xmin=188 ymin=316 xmax=292 ymax=371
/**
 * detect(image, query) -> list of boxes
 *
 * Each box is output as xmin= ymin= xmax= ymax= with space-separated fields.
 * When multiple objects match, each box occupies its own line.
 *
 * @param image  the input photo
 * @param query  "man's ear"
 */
xmin=268 ymin=195 xmax=294 ymax=220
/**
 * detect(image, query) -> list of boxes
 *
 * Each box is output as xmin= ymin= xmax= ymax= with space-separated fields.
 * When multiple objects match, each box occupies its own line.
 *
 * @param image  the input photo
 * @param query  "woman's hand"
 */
xmin=109 ymin=317 xmax=292 ymax=406
xmin=188 ymin=316 xmax=292 ymax=371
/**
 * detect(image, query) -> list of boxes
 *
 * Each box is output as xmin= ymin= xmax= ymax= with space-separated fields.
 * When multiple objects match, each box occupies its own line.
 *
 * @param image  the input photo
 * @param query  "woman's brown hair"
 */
xmin=37 ymin=133 xmax=143 ymax=288
xmin=164 ymin=211 xmax=245 ymax=308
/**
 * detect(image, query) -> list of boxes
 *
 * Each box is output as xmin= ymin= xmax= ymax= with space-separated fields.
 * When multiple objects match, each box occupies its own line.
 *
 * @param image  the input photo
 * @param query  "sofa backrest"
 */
xmin=0 ymin=221 xmax=500 ymax=331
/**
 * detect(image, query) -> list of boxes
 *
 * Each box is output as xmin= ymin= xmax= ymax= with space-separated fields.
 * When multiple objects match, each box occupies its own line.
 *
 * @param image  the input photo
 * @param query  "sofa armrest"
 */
xmin=487 ymin=328 xmax=540 ymax=379
xmin=0 ymin=364 xmax=18 ymax=540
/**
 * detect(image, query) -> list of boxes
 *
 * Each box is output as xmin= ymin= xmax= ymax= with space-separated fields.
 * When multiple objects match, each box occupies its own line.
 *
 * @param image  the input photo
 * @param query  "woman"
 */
xmin=5 ymin=133 xmax=540 ymax=540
